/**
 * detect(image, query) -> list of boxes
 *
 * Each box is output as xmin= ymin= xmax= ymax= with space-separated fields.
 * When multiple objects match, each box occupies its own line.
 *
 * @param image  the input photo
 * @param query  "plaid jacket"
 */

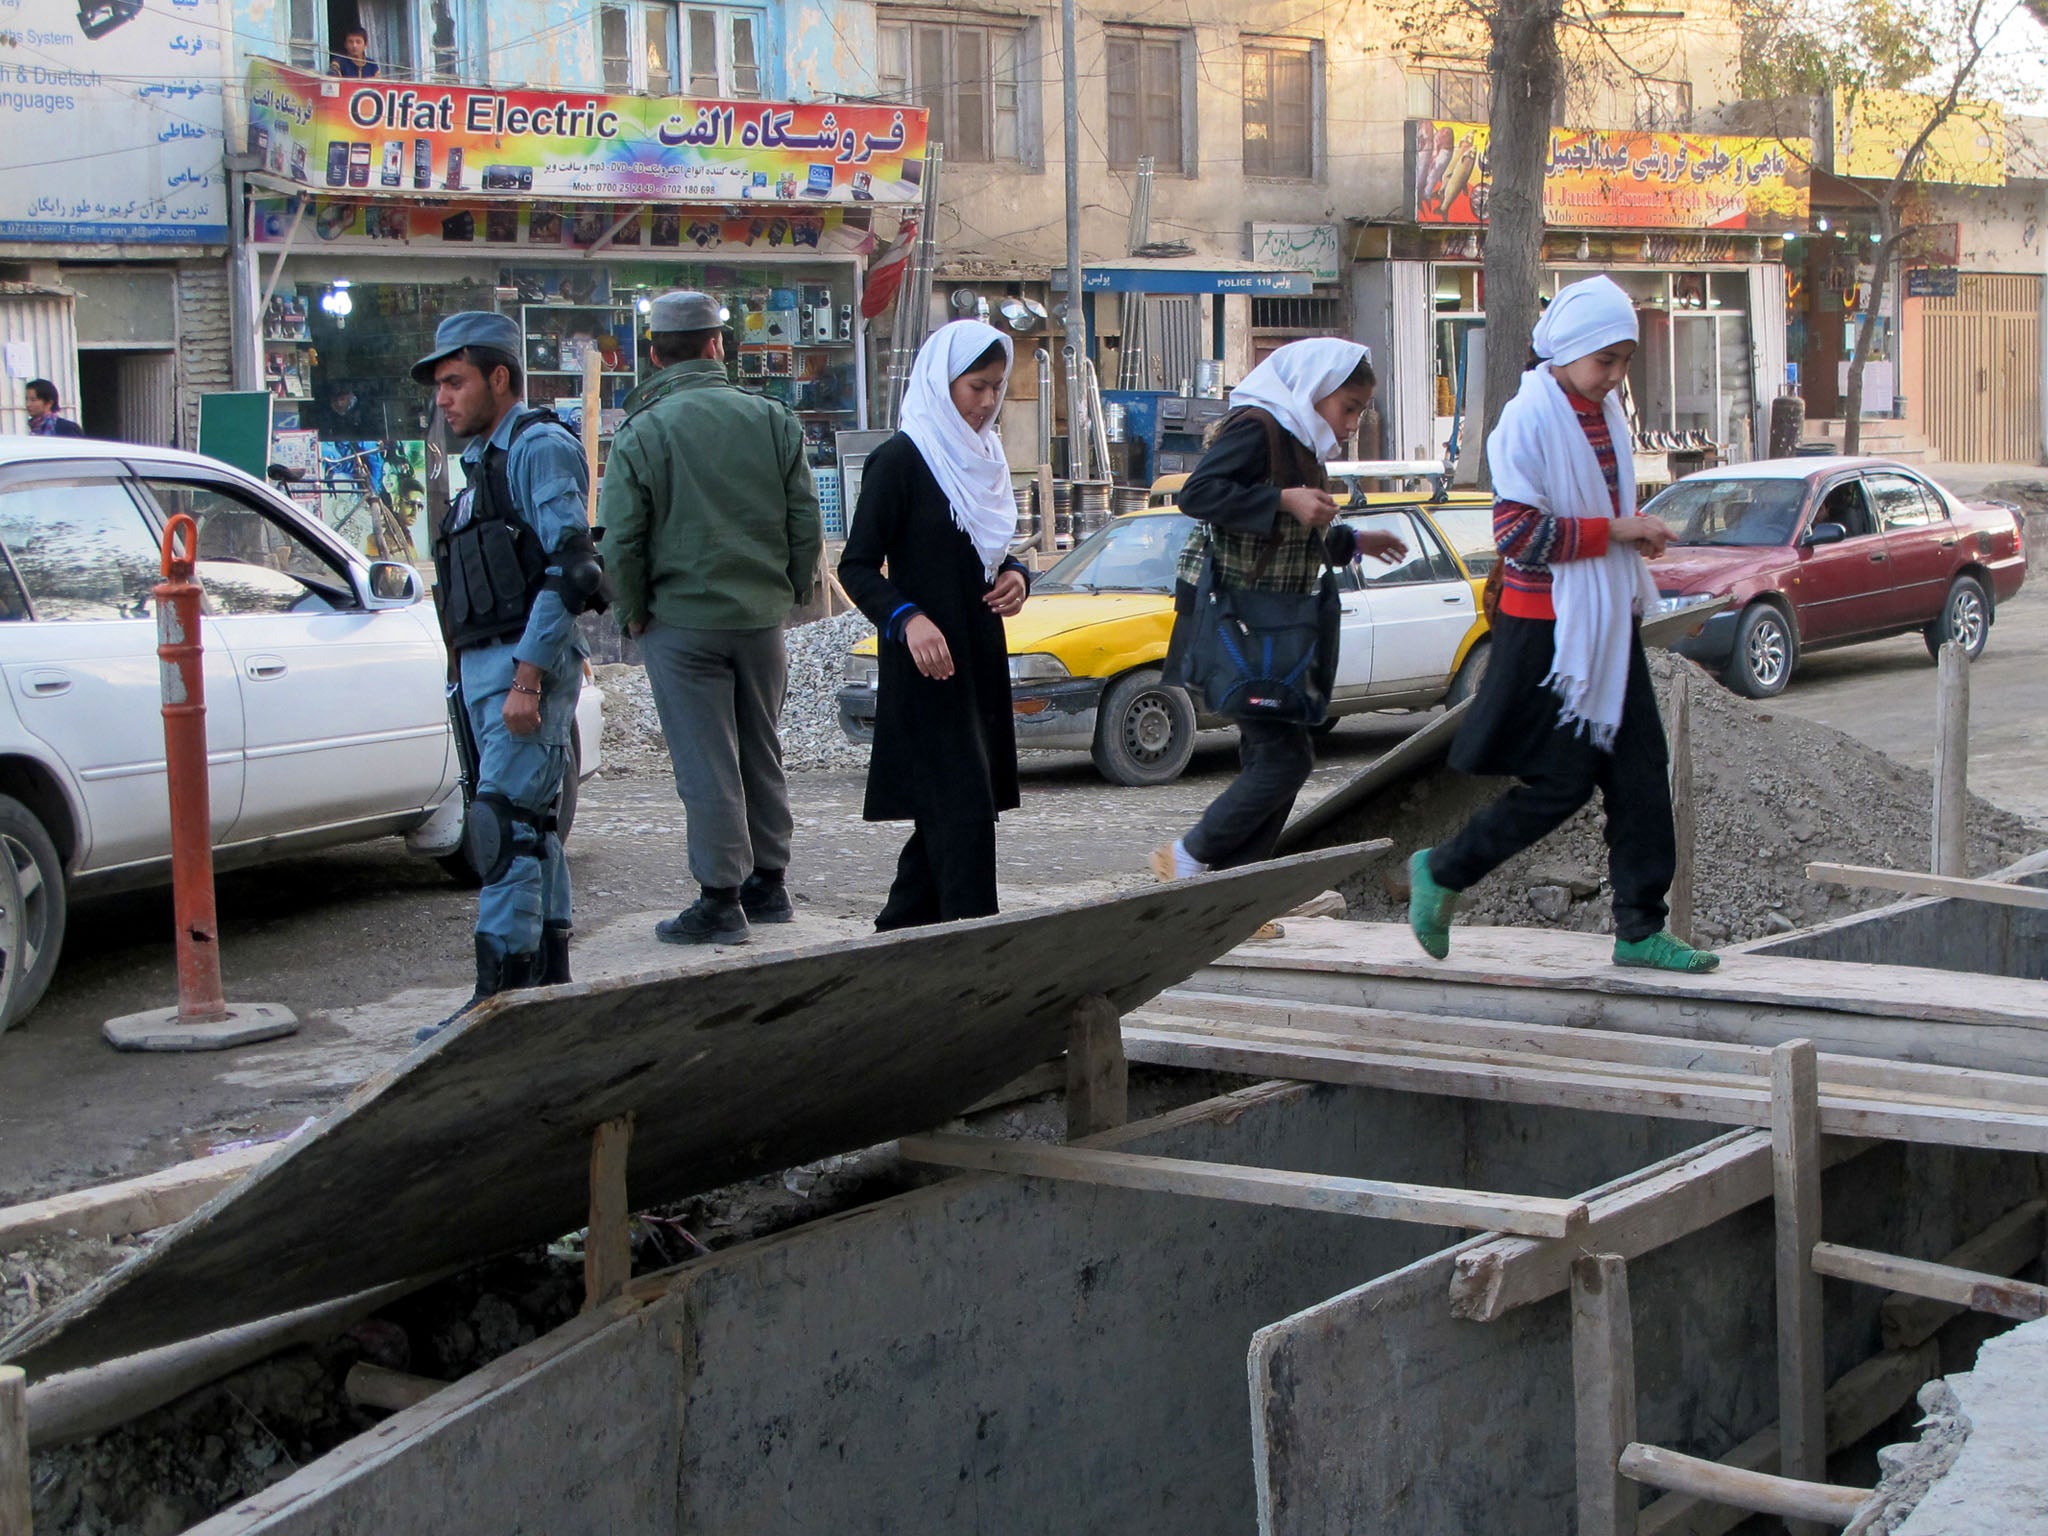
xmin=1174 ymin=408 xmax=1337 ymax=594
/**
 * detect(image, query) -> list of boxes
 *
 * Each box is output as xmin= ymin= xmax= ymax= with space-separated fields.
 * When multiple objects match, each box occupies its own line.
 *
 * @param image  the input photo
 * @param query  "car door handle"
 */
xmin=21 ymin=671 xmax=70 ymax=697
xmin=1868 ymin=553 xmax=1887 ymax=563
xmin=245 ymin=657 xmax=288 ymax=680
xmin=1441 ymin=594 xmax=1464 ymax=603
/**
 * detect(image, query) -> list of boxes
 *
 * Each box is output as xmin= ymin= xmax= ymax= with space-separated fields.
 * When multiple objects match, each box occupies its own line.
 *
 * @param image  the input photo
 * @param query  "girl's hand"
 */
xmin=904 ymin=614 xmax=955 ymax=680
xmin=1610 ymin=516 xmax=1672 ymax=557
xmin=1353 ymin=529 xmax=1407 ymax=566
xmin=1280 ymin=486 xmax=1340 ymax=529
xmin=984 ymin=569 xmax=1027 ymax=617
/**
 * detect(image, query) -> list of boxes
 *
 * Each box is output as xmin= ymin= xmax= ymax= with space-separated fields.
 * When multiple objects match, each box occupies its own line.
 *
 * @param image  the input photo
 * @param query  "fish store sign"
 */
xmin=1407 ymin=121 xmax=1810 ymax=232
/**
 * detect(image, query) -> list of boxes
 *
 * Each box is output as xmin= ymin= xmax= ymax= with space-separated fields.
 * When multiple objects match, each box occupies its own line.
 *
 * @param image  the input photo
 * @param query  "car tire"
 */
xmin=1445 ymin=638 xmax=1492 ymax=709
xmin=0 ymin=794 xmax=66 ymax=1029
xmin=1725 ymin=602 xmax=1796 ymax=699
xmin=1924 ymin=575 xmax=1990 ymax=662
xmin=437 ymin=729 xmax=582 ymax=888
xmin=1091 ymin=669 xmax=1197 ymax=786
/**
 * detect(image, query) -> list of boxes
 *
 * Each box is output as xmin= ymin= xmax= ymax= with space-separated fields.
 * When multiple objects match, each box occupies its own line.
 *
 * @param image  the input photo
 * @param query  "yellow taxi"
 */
xmin=836 ymin=466 xmax=1497 ymax=786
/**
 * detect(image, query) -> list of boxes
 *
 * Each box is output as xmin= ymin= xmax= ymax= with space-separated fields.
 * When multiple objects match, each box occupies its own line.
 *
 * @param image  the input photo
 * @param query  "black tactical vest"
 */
xmin=433 ymin=409 xmax=562 ymax=652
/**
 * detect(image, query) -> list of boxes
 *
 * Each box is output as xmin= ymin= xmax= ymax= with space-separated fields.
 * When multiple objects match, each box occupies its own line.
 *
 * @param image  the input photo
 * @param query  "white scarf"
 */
xmin=1225 ymin=337 xmax=1369 ymax=462
xmin=1488 ymin=278 xmax=1656 ymax=750
xmin=899 ymin=319 xmax=1017 ymax=579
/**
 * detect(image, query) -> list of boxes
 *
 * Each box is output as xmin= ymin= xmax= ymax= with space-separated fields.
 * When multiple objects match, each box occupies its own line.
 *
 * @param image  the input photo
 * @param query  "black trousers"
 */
xmin=1428 ymin=689 xmax=1676 ymax=944
xmin=875 ymin=819 xmax=999 ymax=931
xmin=1184 ymin=719 xmax=1315 ymax=871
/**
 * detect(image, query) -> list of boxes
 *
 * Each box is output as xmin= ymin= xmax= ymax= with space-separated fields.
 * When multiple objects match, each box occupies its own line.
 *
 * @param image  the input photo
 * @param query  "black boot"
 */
xmin=417 ymin=937 xmax=539 ymax=1043
xmin=540 ymin=921 xmax=572 ymax=985
xmin=739 ymin=870 xmax=794 ymax=924
xmin=655 ymin=890 xmax=750 ymax=946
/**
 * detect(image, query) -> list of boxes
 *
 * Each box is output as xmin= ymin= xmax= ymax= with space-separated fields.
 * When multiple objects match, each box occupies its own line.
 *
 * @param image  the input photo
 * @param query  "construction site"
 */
xmin=1 ymin=609 xmax=2045 ymax=1536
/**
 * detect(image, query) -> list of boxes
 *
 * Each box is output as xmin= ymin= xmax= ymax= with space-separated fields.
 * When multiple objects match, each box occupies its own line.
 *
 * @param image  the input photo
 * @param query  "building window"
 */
xmin=1105 ymin=28 xmax=1189 ymax=172
xmin=1242 ymin=37 xmax=1317 ymax=179
xmin=289 ymin=0 xmax=466 ymax=82
xmin=1408 ymin=66 xmax=1490 ymax=123
xmin=602 ymin=2 xmax=763 ymax=97
xmin=877 ymin=14 xmax=1024 ymax=164
xmin=1634 ymin=77 xmax=1693 ymax=131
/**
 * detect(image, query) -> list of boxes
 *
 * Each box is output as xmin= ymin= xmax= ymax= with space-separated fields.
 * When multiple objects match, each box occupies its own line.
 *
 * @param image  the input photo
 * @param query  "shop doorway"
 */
xmin=77 ymin=349 xmax=177 ymax=447
xmin=1922 ymin=273 xmax=2043 ymax=465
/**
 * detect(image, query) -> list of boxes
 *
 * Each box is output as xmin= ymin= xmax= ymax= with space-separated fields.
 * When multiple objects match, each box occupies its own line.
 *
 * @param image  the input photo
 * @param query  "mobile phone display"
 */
xmin=290 ymin=143 xmax=308 ymax=183
xmin=413 ymin=139 xmax=432 ymax=189
xmin=348 ymin=142 xmax=371 ymax=187
xmin=444 ymin=147 xmax=464 ymax=190
xmin=381 ymin=141 xmax=403 ymax=187
xmin=326 ymin=142 xmax=350 ymax=186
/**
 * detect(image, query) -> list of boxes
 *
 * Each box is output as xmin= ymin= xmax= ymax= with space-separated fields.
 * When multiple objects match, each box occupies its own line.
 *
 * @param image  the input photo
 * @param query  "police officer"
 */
xmin=412 ymin=312 xmax=604 ymax=1038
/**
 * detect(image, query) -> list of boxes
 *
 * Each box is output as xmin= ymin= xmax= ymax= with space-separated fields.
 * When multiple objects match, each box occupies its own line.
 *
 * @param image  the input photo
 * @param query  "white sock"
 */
xmin=1172 ymin=839 xmax=1207 ymax=879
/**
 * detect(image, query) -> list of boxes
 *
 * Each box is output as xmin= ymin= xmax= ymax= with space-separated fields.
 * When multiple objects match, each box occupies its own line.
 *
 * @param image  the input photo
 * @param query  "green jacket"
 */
xmin=600 ymin=360 xmax=823 ymax=631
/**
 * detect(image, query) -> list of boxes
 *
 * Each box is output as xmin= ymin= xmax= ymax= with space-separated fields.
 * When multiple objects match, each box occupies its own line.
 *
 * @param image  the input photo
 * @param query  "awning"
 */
xmin=1053 ymin=257 xmax=1314 ymax=296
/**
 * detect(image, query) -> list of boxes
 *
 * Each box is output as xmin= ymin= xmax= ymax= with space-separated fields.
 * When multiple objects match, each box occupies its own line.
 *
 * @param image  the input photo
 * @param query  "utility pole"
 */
xmin=1060 ymin=0 xmax=1084 ymax=474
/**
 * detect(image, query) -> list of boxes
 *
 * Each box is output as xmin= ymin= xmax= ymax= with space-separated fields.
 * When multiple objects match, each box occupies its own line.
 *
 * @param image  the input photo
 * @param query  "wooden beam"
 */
xmin=1573 ymin=1255 xmax=1639 ymax=1536
xmin=1668 ymin=675 xmax=1695 ymax=945
xmin=1619 ymin=1444 xmax=1869 ymax=1526
xmin=0 ymin=1141 xmax=281 ymax=1248
xmin=896 ymin=1132 xmax=1589 ymax=1238
xmin=1883 ymin=1200 xmax=2047 ymax=1348
xmin=0 ymin=1367 xmax=25 ymax=1536
xmin=1804 ymin=863 xmax=2048 ymax=912
xmin=1066 ymin=992 xmax=1127 ymax=1140
xmin=583 ymin=1115 xmax=634 ymax=1312
xmin=343 ymin=1363 xmax=446 ymax=1413
xmin=1812 ymin=1242 xmax=2048 ymax=1324
xmin=1773 ymin=1040 xmax=1828 ymax=1532
xmin=1932 ymin=640 xmax=1968 ymax=877
xmin=963 ymin=1060 xmax=1065 ymax=1116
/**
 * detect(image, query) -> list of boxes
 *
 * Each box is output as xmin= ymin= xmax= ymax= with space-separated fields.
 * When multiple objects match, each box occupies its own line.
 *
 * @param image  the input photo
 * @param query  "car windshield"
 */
xmin=1646 ymin=478 xmax=1809 ymax=547
xmin=1035 ymin=513 xmax=1197 ymax=594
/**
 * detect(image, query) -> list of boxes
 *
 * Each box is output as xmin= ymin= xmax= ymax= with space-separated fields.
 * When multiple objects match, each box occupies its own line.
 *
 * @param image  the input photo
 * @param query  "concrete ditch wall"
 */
xmin=1750 ymin=857 xmax=2048 ymax=979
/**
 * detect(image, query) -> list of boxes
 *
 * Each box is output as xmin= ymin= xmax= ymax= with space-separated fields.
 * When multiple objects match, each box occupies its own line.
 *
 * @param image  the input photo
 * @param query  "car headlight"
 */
xmin=842 ymin=652 xmax=878 ymax=688
xmin=1008 ymin=653 xmax=1070 ymax=682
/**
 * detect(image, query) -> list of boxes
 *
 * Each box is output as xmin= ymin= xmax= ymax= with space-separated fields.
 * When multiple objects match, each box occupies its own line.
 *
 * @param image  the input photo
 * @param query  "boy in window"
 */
xmin=333 ymin=27 xmax=379 ymax=77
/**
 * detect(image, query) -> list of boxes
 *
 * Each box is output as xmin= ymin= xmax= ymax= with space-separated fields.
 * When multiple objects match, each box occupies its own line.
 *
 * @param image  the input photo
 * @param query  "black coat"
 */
xmin=838 ymin=433 xmax=1029 ymax=824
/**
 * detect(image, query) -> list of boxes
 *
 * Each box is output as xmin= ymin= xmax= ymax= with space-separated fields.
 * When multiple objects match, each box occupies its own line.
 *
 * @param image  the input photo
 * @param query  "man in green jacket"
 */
xmin=602 ymin=290 xmax=823 ymax=945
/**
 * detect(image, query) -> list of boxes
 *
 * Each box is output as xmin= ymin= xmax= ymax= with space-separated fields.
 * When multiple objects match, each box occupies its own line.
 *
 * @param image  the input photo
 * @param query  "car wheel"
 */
xmin=0 ymin=795 xmax=66 ymax=1029
xmin=437 ymin=730 xmax=581 ymax=888
xmin=1924 ymin=575 xmax=1990 ymax=662
xmin=1725 ymin=603 xmax=1795 ymax=698
xmin=1445 ymin=638 xmax=1492 ymax=709
xmin=1091 ymin=669 xmax=1197 ymax=786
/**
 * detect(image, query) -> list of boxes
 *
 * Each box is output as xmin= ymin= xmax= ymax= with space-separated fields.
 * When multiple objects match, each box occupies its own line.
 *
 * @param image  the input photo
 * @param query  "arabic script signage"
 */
xmin=1835 ymin=90 xmax=2005 ymax=188
xmin=1248 ymin=223 xmax=1342 ymax=284
xmin=245 ymin=61 xmax=927 ymax=205
xmin=1408 ymin=121 xmax=1810 ymax=231
xmin=0 ymin=0 xmax=228 ymax=245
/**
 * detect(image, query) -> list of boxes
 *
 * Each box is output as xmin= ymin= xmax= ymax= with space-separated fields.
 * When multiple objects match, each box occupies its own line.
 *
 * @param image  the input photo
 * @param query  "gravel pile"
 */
xmin=595 ymin=611 xmax=874 ymax=781
xmin=1322 ymin=651 xmax=2042 ymax=946
xmin=3 ymin=1233 xmax=151 ymax=1336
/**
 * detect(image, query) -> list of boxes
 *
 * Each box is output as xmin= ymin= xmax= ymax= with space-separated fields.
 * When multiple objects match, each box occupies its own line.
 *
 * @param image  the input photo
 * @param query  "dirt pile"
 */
xmin=1319 ymin=652 xmax=2042 ymax=945
xmin=3 ymin=1234 xmax=150 ymax=1336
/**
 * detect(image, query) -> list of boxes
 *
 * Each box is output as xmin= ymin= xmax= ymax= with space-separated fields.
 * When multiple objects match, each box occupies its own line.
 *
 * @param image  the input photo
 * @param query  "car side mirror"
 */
xmin=365 ymin=560 xmax=421 ymax=605
xmin=1802 ymin=522 xmax=1847 ymax=548
xmin=266 ymin=462 xmax=301 ymax=485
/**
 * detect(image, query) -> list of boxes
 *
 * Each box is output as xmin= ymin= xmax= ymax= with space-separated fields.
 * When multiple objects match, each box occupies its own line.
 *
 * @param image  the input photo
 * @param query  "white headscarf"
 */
xmin=899 ymin=319 xmax=1017 ymax=579
xmin=1225 ymin=337 xmax=1370 ymax=462
xmin=1533 ymin=274 xmax=1639 ymax=366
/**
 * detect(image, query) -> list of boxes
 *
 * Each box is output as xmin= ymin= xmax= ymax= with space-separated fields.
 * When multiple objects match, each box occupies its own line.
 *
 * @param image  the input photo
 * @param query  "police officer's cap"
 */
xmin=412 ymin=311 xmax=524 ymax=385
xmin=648 ymin=290 xmax=724 ymax=332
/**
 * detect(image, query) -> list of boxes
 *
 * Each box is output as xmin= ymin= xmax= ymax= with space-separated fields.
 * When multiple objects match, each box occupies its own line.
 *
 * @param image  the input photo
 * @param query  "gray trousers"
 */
xmin=638 ymin=620 xmax=794 ymax=891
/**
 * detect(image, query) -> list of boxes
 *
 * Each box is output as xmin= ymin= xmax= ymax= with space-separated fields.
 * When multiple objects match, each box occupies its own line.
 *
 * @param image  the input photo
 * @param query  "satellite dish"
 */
xmin=950 ymin=288 xmax=979 ymax=314
xmin=999 ymin=296 xmax=1048 ymax=333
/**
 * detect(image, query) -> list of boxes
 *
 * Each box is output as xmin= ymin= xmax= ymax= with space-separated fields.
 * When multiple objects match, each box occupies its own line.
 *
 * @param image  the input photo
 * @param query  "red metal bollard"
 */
xmin=155 ymin=514 xmax=228 ymax=1022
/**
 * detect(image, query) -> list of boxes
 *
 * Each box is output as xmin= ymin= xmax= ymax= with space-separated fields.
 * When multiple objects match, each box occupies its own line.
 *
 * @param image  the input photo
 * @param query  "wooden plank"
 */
xmin=1572 ymin=1255 xmax=1639 ymax=1536
xmin=1812 ymin=1242 xmax=2048 ymax=1323
xmin=1882 ymin=1200 xmax=2047 ymax=1348
xmin=343 ymin=1363 xmax=446 ymax=1413
xmin=0 ymin=841 xmax=1391 ymax=1382
xmin=962 ymin=1061 xmax=1064 ymax=1115
xmin=0 ymin=1367 xmax=24 ymax=1536
xmin=1668 ymin=675 xmax=1695 ymax=945
xmin=1619 ymin=1444 xmax=1869 ymax=1525
xmin=1773 ymin=1040 xmax=1828 ymax=1530
xmin=1804 ymin=862 xmax=2048 ymax=912
xmin=1120 ymin=1024 xmax=2048 ymax=1155
xmin=1932 ymin=640 xmax=1968 ymax=877
xmin=1638 ymin=1341 xmax=1936 ymax=1536
xmin=583 ymin=1115 xmax=634 ymax=1312
xmin=0 ymin=1142 xmax=281 ymax=1248
xmin=895 ymin=1132 xmax=1589 ymax=1239
xmin=1065 ymin=993 xmax=1127 ymax=1140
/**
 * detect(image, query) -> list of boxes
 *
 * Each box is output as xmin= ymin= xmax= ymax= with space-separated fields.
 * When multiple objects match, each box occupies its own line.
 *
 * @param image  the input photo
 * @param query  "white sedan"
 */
xmin=0 ymin=438 xmax=603 ymax=1029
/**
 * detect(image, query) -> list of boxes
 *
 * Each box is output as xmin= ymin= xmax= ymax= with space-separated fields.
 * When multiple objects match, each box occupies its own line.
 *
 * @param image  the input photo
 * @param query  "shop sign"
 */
xmin=1906 ymin=267 xmax=1960 ymax=298
xmin=0 ymin=1 xmax=228 ymax=245
xmin=245 ymin=60 xmax=928 ymax=205
xmin=1408 ymin=120 xmax=1810 ymax=231
xmin=253 ymin=198 xmax=871 ymax=255
xmin=1247 ymin=223 xmax=1342 ymax=283
xmin=1834 ymin=90 xmax=2005 ymax=188
xmin=1058 ymin=268 xmax=1313 ymax=295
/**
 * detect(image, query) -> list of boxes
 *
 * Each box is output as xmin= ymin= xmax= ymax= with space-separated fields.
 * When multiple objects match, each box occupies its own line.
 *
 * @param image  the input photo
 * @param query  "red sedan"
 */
xmin=1648 ymin=457 xmax=2027 ymax=697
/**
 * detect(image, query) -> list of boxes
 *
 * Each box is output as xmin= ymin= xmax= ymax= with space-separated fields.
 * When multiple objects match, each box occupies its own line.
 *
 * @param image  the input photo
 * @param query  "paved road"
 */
xmin=5 ymin=569 xmax=2046 ymax=1203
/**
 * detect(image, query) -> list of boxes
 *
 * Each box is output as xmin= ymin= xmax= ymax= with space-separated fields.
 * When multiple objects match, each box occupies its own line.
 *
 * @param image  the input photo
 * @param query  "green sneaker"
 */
xmin=1613 ymin=932 xmax=1720 ymax=973
xmin=1407 ymin=848 xmax=1459 ymax=960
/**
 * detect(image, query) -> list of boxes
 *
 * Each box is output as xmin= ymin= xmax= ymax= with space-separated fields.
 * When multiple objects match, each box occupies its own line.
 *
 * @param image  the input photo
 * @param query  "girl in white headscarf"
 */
xmin=1408 ymin=274 xmax=1718 ymax=975
xmin=1151 ymin=337 xmax=1407 ymax=886
xmin=839 ymin=320 xmax=1031 ymax=929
